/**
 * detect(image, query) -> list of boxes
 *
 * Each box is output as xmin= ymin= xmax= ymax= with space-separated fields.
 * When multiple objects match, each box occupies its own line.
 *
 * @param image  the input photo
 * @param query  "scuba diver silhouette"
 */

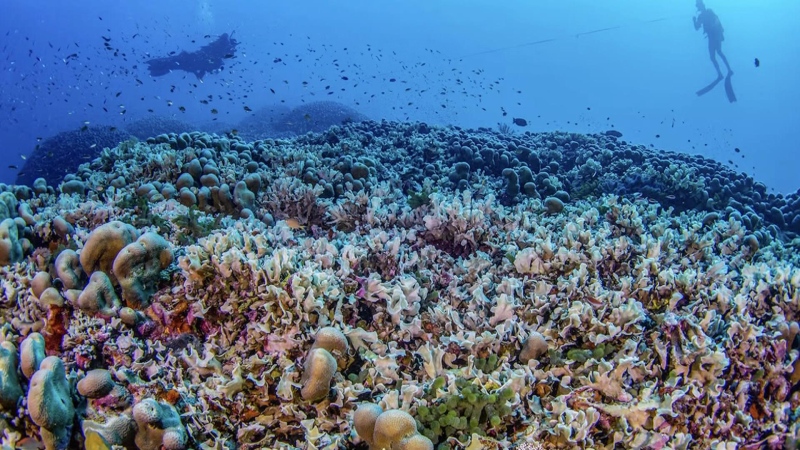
xmin=145 ymin=33 xmax=239 ymax=79
xmin=693 ymin=0 xmax=736 ymax=102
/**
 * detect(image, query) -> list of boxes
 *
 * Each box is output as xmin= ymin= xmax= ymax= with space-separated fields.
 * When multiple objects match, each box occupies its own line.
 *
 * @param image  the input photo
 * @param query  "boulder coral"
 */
xmin=79 ymin=221 xmax=139 ymax=279
xmin=112 ymin=232 xmax=173 ymax=309
xmin=0 ymin=341 xmax=23 ymax=411
xmin=300 ymin=327 xmax=350 ymax=402
xmin=27 ymin=356 xmax=75 ymax=450
xmin=19 ymin=332 xmax=46 ymax=380
xmin=0 ymin=218 xmax=22 ymax=266
xmin=76 ymin=369 xmax=116 ymax=399
xmin=300 ymin=347 xmax=338 ymax=402
xmin=54 ymin=249 xmax=82 ymax=290
xmin=355 ymin=405 xmax=433 ymax=450
xmin=132 ymin=398 xmax=188 ymax=450
xmin=76 ymin=271 xmax=121 ymax=318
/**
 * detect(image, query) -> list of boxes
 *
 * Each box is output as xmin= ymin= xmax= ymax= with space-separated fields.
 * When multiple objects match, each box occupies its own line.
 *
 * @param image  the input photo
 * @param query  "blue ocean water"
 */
xmin=0 ymin=0 xmax=798 ymax=191
xmin=2 ymin=3 xmax=800 ymax=448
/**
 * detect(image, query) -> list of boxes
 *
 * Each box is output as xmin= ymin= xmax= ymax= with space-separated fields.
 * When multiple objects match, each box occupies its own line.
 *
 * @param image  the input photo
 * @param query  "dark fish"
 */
xmin=734 ymin=148 xmax=740 ymax=153
xmin=244 ymin=106 xmax=252 ymax=112
xmin=304 ymin=114 xmax=311 ymax=121
xmin=512 ymin=117 xmax=528 ymax=127
xmin=8 ymin=165 xmax=18 ymax=169
xmin=210 ymin=108 xmax=218 ymax=114
xmin=179 ymin=106 xmax=186 ymax=112
xmin=604 ymin=130 xmax=623 ymax=138
xmin=754 ymin=58 xmax=760 ymax=68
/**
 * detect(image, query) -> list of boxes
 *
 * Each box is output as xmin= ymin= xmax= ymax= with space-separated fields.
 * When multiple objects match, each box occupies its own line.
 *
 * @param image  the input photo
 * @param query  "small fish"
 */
xmin=303 ymin=114 xmax=311 ymax=121
xmin=210 ymin=108 xmax=218 ymax=114
xmin=178 ymin=106 xmax=186 ymax=112
xmin=285 ymin=218 xmax=305 ymax=230
xmin=754 ymin=58 xmax=760 ymax=68
xmin=244 ymin=106 xmax=252 ymax=112
xmin=734 ymin=148 xmax=740 ymax=153
xmin=512 ymin=117 xmax=528 ymax=127
xmin=8 ymin=165 xmax=18 ymax=169
xmin=230 ymin=129 xmax=238 ymax=135
xmin=80 ymin=125 xmax=89 ymax=131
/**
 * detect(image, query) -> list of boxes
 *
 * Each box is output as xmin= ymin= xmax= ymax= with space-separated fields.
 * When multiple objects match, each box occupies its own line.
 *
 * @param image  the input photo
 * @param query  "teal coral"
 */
xmin=0 ymin=341 xmax=23 ymax=411
xmin=27 ymin=356 xmax=75 ymax=450
xmin=132 ymin=398 xmax=187 ymax=450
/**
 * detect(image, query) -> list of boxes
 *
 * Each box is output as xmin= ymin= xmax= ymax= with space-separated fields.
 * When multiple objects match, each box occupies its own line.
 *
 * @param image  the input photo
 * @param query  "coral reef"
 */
xmin=0 ymin=120 xmax=798 ymax=449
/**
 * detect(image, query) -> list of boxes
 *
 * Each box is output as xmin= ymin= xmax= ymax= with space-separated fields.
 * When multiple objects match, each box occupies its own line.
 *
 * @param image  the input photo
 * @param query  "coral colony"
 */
xmin=1 ymin=120 xmax=799 ymax=449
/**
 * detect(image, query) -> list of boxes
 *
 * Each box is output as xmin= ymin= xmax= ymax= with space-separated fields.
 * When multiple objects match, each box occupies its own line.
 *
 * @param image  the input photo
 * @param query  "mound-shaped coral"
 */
xmin=27 ymin=356 xmax=74 ymax=450
xmin=0 ymin=120 xmax=799 ymax=450
xmin=236 ymin=101 xmax=368 ymax=139
xmin=132 ymin=398 xmax=187 ymax=450
xmin=15 ymin=126 xmax=132 ymax=187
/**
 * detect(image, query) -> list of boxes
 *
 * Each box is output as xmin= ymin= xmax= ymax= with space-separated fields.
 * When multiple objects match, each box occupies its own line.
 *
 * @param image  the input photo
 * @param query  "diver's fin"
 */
xmin=696 ymin=77 xmax=722 ymax=96
xmin=724 ymin=73 xmax=737 ymax=103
